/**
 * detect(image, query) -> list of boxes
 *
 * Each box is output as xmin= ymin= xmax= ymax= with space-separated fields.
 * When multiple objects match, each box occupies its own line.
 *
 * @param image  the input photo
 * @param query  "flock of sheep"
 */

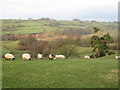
xmin=4 ymin=53 xmax=66 ymax=60
xmin=4 ymin=53 xmax=120 ymax=60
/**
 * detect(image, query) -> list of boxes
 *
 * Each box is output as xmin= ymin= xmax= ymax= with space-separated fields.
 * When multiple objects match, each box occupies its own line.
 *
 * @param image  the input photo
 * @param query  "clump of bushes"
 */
xmin=17 ymin=36 xmax=51 ymax=58
xmin=108 ymin=50 xmax=115 ymax=55
xmin=50 ymin=44 xmax=79 ymax=58
xmin=59 ymin=44 xmax=78 ymax=58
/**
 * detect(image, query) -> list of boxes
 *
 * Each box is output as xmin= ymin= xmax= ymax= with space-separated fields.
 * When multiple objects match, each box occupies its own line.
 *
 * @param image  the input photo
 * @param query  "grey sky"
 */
xmin=0 ymin=0 xmax=119 ymax=21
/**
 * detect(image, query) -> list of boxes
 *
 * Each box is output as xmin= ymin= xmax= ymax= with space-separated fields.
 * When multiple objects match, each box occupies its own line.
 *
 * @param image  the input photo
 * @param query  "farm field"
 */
xmin=2 ymin=19 xmax=119 ymax=88
xmin=2 ymin=41 xmax=118 ymax=88
xmin=2 ymin=19 xmax=118 ymax=37
xmin=2 ymin=56 xmax=118 ymax=88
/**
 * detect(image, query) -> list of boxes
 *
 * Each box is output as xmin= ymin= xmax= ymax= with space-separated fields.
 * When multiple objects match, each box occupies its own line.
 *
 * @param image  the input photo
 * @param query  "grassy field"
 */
xmin=2 ymin=19 xmax=118 ymax=37
xmin=2 ymin=19 xmax=118 ymax=88
xmin=2 ymin=55 xmax=118 ymax=88
xmin=2 ymin=41 xmax=118 ymax=88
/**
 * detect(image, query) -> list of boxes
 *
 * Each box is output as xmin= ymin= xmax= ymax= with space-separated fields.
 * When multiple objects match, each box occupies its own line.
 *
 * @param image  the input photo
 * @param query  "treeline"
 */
xmin=16 ymin=36 xmax=89 ymax=58
xmin=2 ymin=33 xmax=119 ymax=50
xmin=2 ymin=36 xmax=119 ymax=59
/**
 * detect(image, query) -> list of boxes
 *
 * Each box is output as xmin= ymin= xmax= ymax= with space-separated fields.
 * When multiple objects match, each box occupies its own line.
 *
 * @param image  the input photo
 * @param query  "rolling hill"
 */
xmin=2 ymin=19 xmax=117 ymax=36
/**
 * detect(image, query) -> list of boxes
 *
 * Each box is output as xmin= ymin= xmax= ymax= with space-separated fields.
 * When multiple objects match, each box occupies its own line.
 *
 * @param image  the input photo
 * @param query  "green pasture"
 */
xmin=2 ymin=41 xmax=118 ymax=88
xmin=2 ymin=20 xmax=117 ymax=37
xmin=2 ymin=56 xmax=118 ymax=88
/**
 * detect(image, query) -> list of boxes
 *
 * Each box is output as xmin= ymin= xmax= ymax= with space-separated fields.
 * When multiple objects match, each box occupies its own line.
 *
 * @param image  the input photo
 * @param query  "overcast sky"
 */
xmin=0 ymin=0 xmax=119 ymax=21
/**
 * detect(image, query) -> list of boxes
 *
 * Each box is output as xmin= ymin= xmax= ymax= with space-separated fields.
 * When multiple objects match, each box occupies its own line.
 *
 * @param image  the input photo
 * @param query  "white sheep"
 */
xmin=115 ymin=56 xmax=120 ymax=59
xmin=5 ymin=53 xmax=15 ymax=60
xmin=22 ymin=53 xmax=31 ymax=60
xmin=48 ymin=54 xmax=54 ymax=60
xmin=84 ymin=55 xmax=90 ymax=59
xmin=37 ymin=54 xmax=42 ymax=59
xmin=54 ymin=54 xmax=66 ymax=59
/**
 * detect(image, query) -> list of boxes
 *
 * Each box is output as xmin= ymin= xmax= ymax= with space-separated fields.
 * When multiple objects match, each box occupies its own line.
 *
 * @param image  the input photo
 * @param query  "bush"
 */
xmin=59 ymin=44 xmax=80 ymax=58
xmin=108 ymin=50 xmax=115 ymax=55
xmin=17 ymin=36 xmax=52 ymax=58
xmin=51 ymin=44 xmax=79 ymax=58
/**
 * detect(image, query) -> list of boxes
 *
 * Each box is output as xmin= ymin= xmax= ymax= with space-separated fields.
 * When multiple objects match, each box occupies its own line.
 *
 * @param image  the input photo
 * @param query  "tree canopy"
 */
xmin=91 ymin=27 xmax=113 ymax=57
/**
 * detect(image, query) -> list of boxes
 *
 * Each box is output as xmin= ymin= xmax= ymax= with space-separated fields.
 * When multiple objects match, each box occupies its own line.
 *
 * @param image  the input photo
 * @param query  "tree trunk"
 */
xmin=98 ymin=48 xmax=100 ymax=57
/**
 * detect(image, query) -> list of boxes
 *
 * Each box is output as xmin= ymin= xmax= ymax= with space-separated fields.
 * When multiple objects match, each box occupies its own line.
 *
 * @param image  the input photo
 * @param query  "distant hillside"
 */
xmin=2 ymin=19 xmax=117 ymax=33
xmin=2 ymin=19 xmax=118 ymax=42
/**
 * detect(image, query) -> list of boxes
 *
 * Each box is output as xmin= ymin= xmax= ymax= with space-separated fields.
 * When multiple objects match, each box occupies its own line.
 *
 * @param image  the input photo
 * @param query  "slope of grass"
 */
xmin=2 ymin=56 xmax=118 ymax=88
xmin=2 ymin=40 xmax=118 ymax=88
xmin=2 ymin=20 xmax=117 ymax=36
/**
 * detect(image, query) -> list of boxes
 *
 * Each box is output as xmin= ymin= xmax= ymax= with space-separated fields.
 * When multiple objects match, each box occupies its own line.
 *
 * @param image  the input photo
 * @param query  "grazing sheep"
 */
xmin=115 ymin=56 xmax=120 ymax=59
xmin=5 ymin=53 xmax=15 ymax=60
xmin=84 ymin=55 xmax=90 ymax=59
xmin=54 ymin=54 xmax=66 ymax=59
xmin=22 ymin=53 xmax=31 ymax=60
xmin=48 ymin=54 xmax=54 ymax=60
xmin=37 ymin=54 xmax=42 ymax=59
